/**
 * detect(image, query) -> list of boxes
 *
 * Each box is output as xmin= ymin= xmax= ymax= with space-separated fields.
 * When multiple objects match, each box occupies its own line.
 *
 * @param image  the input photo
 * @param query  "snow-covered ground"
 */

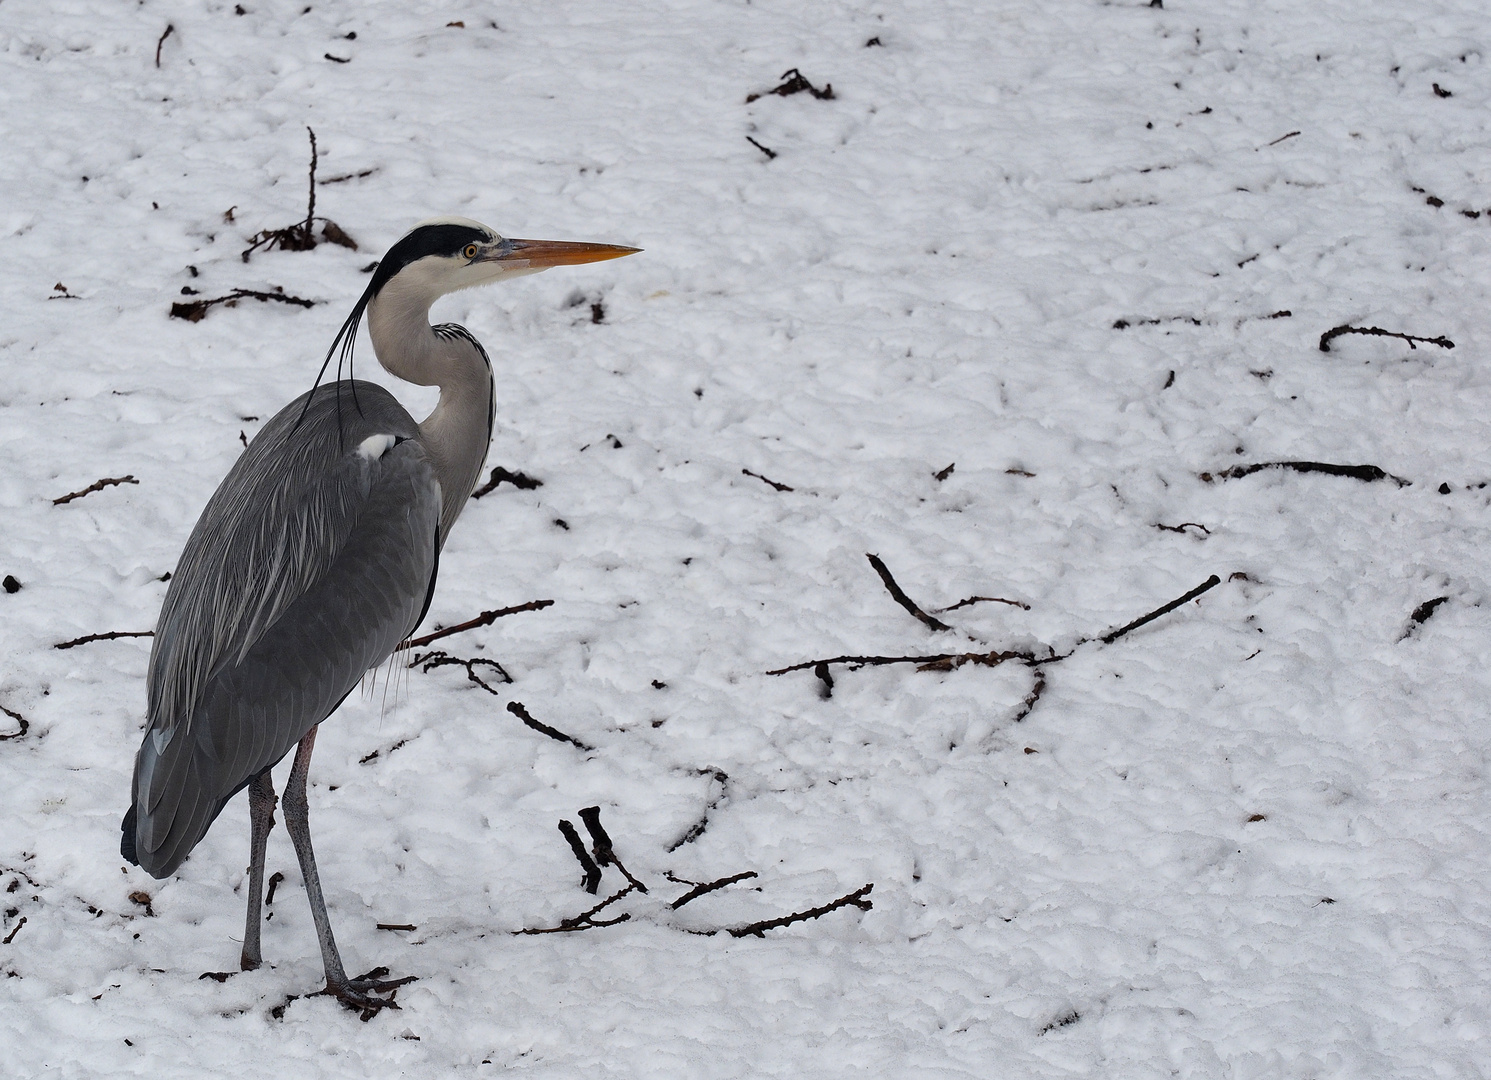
xmin=3 ymin=0 xmax=1490 ymax=1075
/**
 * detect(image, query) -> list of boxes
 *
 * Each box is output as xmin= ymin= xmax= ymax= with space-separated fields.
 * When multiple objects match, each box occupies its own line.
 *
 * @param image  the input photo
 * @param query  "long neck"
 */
xmin=366 ymin=286 xmax=494 ymax=545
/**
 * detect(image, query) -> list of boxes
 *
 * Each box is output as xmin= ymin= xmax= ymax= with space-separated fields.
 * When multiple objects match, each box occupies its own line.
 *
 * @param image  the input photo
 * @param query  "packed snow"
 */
xmin=2 ymin=0 xmax=1490 ymax=1075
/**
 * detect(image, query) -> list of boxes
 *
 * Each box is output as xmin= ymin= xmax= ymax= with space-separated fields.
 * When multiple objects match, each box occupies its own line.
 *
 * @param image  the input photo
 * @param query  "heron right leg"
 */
xmin=282 ymin=726 xmax=414 ymax=1017
xmin=239 ymin=768 xmax=277 ymax=972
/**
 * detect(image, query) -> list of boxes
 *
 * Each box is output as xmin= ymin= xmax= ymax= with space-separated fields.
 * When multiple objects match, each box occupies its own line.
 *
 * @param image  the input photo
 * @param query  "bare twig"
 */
xmin=506 ymin=701 xmax=593 ymax=751
xmin=3 ymin=917 xmax=26 ymax=944
xmin=0 ymin=706 xmax=28 ymax=742
xmin=401 ymin=599 xmax=554 ymax=649
xmin=1099 ymin=575 xmax=1220 ymax=644
xmin=155 ymin=24 xmax=174 ymax=68
xmin=264 ymin=871 xmax=284 ymax=907
xmin=1201 ymin=461 xmax=1410 ymax=486
xmin=578 ymin=806 xmax=647 ymax=893
xmin=410 ymin=651 xmax=513 ymax=693
xmin=1318 ymin=325 xmax=1454 ymax=353
xmin=1010 ymin=669 xmax=1046 ymax=724
xmin=666 ymin=769 xmax=729 ymax=851
xmin=170 ymin=289 xmax=317 ymax=322
xmin=866 ymin=554 xmax=952 ymax=632
xmin=54 ymin=630 xmax=153 ymax=650
xmin=470 ymin=467 xmax=543 ymax=499
xmin=938 ymin=595 xmax=1030 ymax=612
xmin=746 ymin=68 xmax=835 ymax=103
xmin=53 ymin=476 xmax=138 ymax=505
xmin=1154 ymin=522 xmax=1210 ymax=535
xmin=742 ymin=469 xmax=793 ymax=492
xmin=670 ymin=871 xmax=757 ymax=910
xmin=377 ymin=923 xmax=417 ymax=932
xmin=557 ymin=820 xmax=603 ymax=894
xmin=516 ymin=885 xmax=636 ymax=934
xmin=745 ymin=136 xmax=778 ymax=160
xmin=1265 ymin=130 xmax=1300 ymax=146
xmin=726 ymin=883 xmax=872 ymax=937
xmin=239 ymin=129 xmax=356 ymax=262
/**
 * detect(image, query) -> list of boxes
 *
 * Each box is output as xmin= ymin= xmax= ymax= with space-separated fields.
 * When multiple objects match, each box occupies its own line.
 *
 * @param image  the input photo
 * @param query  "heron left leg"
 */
xmin=240 ymin=767 xmax=277 ymax=972
xmin=282 ymin=725 xmax=415 ymax=1017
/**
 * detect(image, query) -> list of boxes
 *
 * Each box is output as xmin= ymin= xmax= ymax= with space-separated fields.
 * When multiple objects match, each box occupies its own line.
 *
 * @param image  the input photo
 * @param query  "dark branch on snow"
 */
xmin=742 ymin=468 xmax=793 ymax=492
xmin=1201 ymin=461 xmax=1410 ymax=486
xmin=746 ymin=68 xmax=835 ymax=103
xmin=54 ymin=629 xmax=153 ymax=650
xmin=557 ymin=819 xmax=603 ymax=894
xmin=402 ymin=599 xmax=554 ymax=649
xmin=726 ymin=883 xmax=873 ymax=937
xmin=579 ymin=806 xmax=648 ymax=892
xmin=53 ymin=475 xmax=138 ymax=505
xmin=1318 ymin=324 xmax=1454 ymax=353
xmin=867 ymin=554 xmax=953 ymax=632
xmin=240 ymin=129 xmax=357 ymax=262
xmin=670 ymin=871 xmax=758 ymax=910
xmin=170 ymin=288 xmax=318 ymax=322
xmin=506 ymin=701 xmax=593 ymax=751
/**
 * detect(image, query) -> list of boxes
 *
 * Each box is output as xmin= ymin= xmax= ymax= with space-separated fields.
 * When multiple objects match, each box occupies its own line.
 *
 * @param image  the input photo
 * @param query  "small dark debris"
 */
xmin=742 ymin=468 xmax=793 ymax=492
xmin=1433 ymin=83 xmax=1452 ymax=97
xmin=3 ymin=576 xmax=19 ymax=594
xmin=199 ymin=971 xmax=233 ymax=982
xmin=651 ymin=680 xmax=667 ymax=689
xmin=1319 ymin=897 xmax=1335 ymax=905
xmin=128 ymin=891 xmax=155 ymax=916
xmin=377 ymin=923 xmax=417 ymax=932
xmin=1410 ymin=596 xmax=1450 ymax=625
xmin=746 ymin=136 xmax=777 ymax=160
xmin=1426 ymin=195 xmax=1444 ymax=207
xmin=607 ymin=434 xmax=623 ymax=449
xmin=1163 ymin=370 xmax=1175 ymax=389
xmin=865 ymin=36 xmax=882 ymax=46
xmin=1039 ymin=1010 xmax=1080 ymax=1035
xmin=1202 ymin=461 xmax=1409 ymax=486
xmin=470 ymin=466 xmax=542 ymax=499
xmin=553 ymin=519 xmax=570 ymax=530
xmin=934 ymin=463 xmax=955 ymax=481
xmin=1024 ymin=747 xmax=1038 ymax=755
xmin=360 ymin=261 xmax=379 ymax=273
xmin=1439 ymin=483 xmax=1452 ymax=494
xmin=1247 ymin=813 xmax=1266 ymax=822
xmin=746 ymin=67 xmax=834 ymax=103
xmin=325 ymin=53 xmax=349 ymax=63
xmin=590 ymin=301 xmax=606 ymax=324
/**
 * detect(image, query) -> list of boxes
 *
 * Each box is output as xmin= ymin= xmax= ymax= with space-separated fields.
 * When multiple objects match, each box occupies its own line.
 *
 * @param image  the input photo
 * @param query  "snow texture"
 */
xmin=2 ymin=0 xmax=1490 ymax=1075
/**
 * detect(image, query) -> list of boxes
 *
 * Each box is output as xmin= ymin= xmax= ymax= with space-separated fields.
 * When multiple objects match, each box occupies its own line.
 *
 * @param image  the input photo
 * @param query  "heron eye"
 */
xmin=463 ymin=244 xmax=480 ymax=260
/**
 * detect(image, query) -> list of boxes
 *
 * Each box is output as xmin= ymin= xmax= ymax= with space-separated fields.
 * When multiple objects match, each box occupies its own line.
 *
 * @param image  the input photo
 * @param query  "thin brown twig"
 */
xmin=726 ymin=883 xmax=873 ymax=937
xmin=938 ymin=595 xmax=1031 ymax=612
xmin=170 ymin=288 xmax=318 ymax=322
xmin=578 ymin=806 xmax=648 ymax=893
xmin=54 ymin=630 xmax=153 ymax=650
xmin=1201 ymin=461 xmax=1410 ymax=487
xmin=742 ymin=468 xmax=793 ymax=492
xmin=866 ymin=554 xmax=952 ymax=632
xmin=0 ymin=706 xmax=29 ymax=742
xmin=401 ymin=600 xmax=553 ymax=649
xmin=1318 ymin=324 xmax=1454 ymax=353
xmin=671 ymin=871 xmax=758 ymax=910
xmin=1099 ymin=574 xmax=1221 ymax=644
xmin=470 ymin=467 xmax=543 ymax=499
xmin=507 ymin=701 xmax=593 ymax=751
xmin=53 ymin=476 xmax=138 ymax=505
xmin=155 ymin=24 xmax=174 ymax=68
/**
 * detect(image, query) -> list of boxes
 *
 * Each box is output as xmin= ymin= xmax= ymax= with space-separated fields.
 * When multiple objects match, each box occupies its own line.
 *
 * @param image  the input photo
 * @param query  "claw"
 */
xmin=318 ymin=968 xmax=419 ymax=1021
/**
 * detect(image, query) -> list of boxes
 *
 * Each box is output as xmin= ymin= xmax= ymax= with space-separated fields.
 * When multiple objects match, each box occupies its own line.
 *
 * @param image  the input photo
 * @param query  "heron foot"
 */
xmin=320 ymin=967 xmax=419 ymax=1021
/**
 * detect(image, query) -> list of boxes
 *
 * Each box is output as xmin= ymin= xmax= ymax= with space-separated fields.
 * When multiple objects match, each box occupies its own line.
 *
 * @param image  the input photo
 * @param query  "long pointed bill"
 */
xmin=488 ymin=238 xmax=641 ymax=269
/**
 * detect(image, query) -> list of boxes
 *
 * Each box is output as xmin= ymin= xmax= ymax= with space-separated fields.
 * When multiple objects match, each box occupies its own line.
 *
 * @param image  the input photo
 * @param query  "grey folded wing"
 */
xmin=129 ymin=385 xmax=441 ymax=877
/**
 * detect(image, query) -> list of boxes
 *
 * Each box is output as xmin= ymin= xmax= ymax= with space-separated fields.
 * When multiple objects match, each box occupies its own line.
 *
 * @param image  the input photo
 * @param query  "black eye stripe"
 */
xmin=371 ymin=224 xmax=489 ymax=295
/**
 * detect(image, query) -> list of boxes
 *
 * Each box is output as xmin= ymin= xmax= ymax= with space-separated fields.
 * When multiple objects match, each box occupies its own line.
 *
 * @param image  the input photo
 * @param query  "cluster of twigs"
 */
xmin=769 ymin=554 xmax=1224 ymax=713
xmin=746 ymin=68 xmax=835 ymax=103
xmin=240 ymin=129 xmax=358 ymax=262
xmin=169 ymin=288 xmax=317 ymax=323
xmin=518 ymin=805 xmax=873 ymax=939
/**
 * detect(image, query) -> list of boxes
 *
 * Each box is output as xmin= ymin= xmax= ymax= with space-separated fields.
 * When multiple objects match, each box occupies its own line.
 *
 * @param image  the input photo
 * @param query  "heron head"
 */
xmin=369 ymin=216 xmax=640 ymax=303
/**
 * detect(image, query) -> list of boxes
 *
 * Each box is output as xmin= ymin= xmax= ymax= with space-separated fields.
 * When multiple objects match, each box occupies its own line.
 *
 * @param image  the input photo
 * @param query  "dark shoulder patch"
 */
xmin=371 ymin=224 xmax=487 ymax=297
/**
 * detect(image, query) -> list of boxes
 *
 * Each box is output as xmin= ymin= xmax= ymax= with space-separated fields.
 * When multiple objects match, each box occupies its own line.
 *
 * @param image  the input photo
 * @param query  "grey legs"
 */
xmin=281 ymin=725 xmax=414 ymax=1015
xmin=239 ymin=768 xmax=277 ymax=971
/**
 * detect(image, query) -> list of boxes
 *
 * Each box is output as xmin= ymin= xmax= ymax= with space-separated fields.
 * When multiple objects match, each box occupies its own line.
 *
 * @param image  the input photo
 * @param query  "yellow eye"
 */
xmin=463 ymin=244 xmax=480 ymax=259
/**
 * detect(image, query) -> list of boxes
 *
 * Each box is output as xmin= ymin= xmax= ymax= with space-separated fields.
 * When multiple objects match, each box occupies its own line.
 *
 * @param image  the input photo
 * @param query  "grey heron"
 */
xmin=121 ymin=217 xmax=639 ymax=1014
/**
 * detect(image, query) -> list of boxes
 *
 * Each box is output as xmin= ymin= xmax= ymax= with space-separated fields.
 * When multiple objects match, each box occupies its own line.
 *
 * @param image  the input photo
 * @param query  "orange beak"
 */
xmin=487 ymin=238 xmax=641 ymax=269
